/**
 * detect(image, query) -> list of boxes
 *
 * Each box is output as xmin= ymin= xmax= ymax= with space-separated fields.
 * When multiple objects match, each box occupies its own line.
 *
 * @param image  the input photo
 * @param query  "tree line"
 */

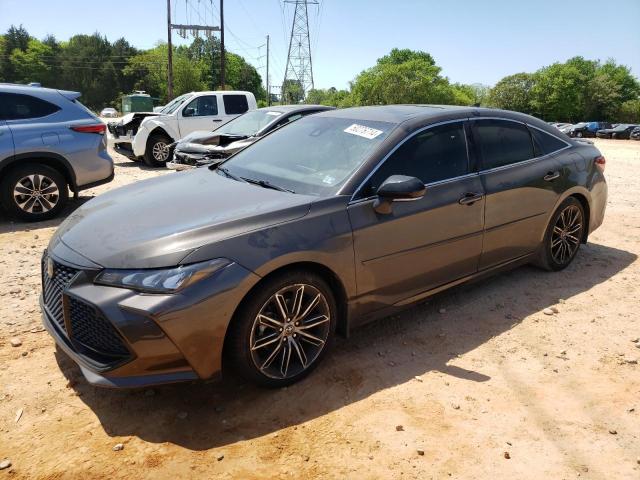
xmin=0 ymin=25 xmax=265 ymax=111
xmin=304 ymin=49 xmax=640 ymax=123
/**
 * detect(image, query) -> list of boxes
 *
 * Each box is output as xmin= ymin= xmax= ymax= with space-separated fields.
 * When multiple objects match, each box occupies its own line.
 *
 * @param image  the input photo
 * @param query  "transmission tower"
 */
xmin=282 ymin=0 xmax=317 ymax=103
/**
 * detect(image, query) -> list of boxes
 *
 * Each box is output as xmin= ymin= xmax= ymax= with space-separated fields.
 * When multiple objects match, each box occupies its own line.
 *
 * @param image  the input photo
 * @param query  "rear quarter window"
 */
xmin=223 ymin=95 xmax=249 ymax=115
xmin=0 ymin=93 xmax=60 ymax=120
xmin=530 ymin=127 xmax=568 ymax=156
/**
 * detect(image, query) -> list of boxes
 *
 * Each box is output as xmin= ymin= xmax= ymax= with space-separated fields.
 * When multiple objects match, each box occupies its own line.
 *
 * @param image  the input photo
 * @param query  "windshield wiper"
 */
xmin=216 ymin=165 xmax=245 ymax=182
xmin=240 ymin=176 xmax=295 ymax=193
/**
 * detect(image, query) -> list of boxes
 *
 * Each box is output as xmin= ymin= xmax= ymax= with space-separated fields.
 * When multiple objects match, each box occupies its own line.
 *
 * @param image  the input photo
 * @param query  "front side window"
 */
xmin=474 ymin=119 xmax=534 ymax=170
xmin=223 ymin=94 xmax=249 ymax=115
xmin=363 ymin=122 xmax=469 ymax=197
xmin=222 ymin=116 xmax=395 ymax=196
xmin=0 ymin=93 xmax=60 ymax=120
xmin=530 ymin=127 xmax=568 ymax=156
xmin=183 ymin=95 xmax=218 ymax=117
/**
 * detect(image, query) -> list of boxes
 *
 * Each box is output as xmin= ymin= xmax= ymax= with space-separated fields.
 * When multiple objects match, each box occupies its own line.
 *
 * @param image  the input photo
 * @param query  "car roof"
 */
xmin=314 ymin=104 xmax=549 ymax=127
xmin=0 ymin=83 xmax=79 ymax=97
xmin=257 ymin=104 xmax=334 ymax=114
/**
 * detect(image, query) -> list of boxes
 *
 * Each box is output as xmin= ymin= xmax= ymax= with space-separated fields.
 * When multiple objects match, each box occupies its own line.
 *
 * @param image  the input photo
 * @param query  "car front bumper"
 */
xmin=40 ymin=249 xmax=261 ymax=388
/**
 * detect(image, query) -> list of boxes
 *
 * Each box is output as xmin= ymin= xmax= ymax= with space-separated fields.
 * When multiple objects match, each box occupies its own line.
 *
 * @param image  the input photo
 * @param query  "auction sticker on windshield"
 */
xmin=344 ymin=124 xmax=384 ymax=140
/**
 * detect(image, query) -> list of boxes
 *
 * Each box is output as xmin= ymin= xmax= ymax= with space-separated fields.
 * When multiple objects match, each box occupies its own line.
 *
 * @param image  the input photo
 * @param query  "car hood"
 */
xmin=50 ymin=168 xmax=314 ymax=269
xmin=176 ymin=132 xmax=251 ymax=153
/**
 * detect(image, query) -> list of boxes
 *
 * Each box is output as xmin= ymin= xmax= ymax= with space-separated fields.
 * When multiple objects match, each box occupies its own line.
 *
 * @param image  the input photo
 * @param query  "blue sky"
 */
xmin=1 ymin=0 xmax=639 ymax=90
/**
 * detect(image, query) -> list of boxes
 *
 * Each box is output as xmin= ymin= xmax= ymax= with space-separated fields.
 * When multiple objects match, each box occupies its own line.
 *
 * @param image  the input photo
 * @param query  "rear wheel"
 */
xmin=143 ymin=133 xmax=171 ymax=167
xmin=1 ymin=163 xmax=68 ymax=221
xmin=535 ymin=197 xmax=585 ymax=271
xmin=226 ymin=271 xmax=337 ymax=388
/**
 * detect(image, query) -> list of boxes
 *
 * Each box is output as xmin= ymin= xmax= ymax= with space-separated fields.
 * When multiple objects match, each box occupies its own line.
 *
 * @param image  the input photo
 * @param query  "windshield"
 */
xmin=613 ymin=124 xmax=630 ymax=131
xmin=221 ymin=115 xmax=395 ymax=196
xmin=216 ymin=110 xmax=283 ymax=136
xmin=159 ymin=93 xmax=192 ymax=114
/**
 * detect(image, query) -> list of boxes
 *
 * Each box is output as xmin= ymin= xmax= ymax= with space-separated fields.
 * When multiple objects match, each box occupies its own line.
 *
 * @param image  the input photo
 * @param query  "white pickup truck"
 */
xmin=107 ymin=90 xmax=257 ymax=167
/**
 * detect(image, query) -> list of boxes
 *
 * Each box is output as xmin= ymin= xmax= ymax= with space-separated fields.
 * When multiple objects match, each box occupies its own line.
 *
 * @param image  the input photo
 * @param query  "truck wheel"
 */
xmin=1 ymin=163 xmax=68 ymax=222
xmin=144 ymin=134 xmax=172 ymax=167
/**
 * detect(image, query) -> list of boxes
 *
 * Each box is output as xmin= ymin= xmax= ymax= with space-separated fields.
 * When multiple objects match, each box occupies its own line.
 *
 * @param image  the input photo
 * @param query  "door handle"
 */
xmin=212 ymin=119 xmax=222 ymax=122
xmin=458 ymin=192 xmax=484 ymax=205
xmin=544 ymin=171 xmax=560 ymax=181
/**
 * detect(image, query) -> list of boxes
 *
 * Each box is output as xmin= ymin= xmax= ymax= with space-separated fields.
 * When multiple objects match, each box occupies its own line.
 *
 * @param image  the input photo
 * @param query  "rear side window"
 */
xmin=223 ymin=94 xmax=249 ymax=115
xmin=0 ymin=93 xmax=60 ymax=120
xmin=365 ymin=122 xmax=469 ymax=195
xmin=474 ymin=119 xmax=534 ymax=170
xmin=530 ymin=127 xmax=568 ymax=156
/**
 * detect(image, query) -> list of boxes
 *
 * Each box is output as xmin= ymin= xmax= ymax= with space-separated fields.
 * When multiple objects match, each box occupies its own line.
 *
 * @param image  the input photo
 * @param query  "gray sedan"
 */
xmin=41 ymin=105 xmax=607 ymax=388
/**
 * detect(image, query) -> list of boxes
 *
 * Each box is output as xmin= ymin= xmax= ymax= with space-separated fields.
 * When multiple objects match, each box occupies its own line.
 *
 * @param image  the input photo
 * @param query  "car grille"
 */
xmin=42 ymin=257 xmax=79 ymax=332
xmin=68 ymin=297 xmax=130 ymax=358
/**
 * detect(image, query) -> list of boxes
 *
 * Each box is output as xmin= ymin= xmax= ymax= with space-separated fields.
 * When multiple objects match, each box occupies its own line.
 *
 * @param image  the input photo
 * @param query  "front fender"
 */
xmin=132 ymin=120 xmax=179 ymax=157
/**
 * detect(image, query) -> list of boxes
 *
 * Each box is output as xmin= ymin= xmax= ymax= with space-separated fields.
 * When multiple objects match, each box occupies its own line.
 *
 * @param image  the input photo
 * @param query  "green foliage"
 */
xmin=618 ymin=99 xmax=640 ymax=123
xmin=488 ymin=57 xmax=640 ymax=122
xmin=348 ymin=48 xmax=456 ymax=105
xmin=305 ymin=87 xmax=351 ymax=107
xmin=0 ymin=25 xmax=265 ymax=110
xmin=282 ymin=79 xmax=304 ymax=104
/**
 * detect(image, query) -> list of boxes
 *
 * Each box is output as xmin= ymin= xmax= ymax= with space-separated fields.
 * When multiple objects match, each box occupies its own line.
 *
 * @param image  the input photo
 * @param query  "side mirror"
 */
xmin=373 ymin=175 xmax=425 ymax=214
xmin=183 ymin=107 xmax=196 ymax=117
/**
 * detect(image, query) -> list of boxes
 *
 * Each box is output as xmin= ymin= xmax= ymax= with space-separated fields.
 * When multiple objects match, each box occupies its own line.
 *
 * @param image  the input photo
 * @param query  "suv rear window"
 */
xmin=0 ymin=93 xmax=61 ymax=120
xmin=223 ymin=94 xmax=249 ymax=115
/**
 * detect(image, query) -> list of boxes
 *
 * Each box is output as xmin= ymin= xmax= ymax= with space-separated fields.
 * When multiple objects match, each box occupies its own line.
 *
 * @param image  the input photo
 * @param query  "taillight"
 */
xmin=594 ymin=155 xmax=606 ymax=172
xmin=70 ymin=124 xmax=106 ymax=134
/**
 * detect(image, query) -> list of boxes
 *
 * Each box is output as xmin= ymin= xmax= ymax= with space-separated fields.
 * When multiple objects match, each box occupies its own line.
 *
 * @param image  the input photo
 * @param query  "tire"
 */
xmin=226 ymin=270 xmax=337 ymax=388
xmin=143 ymin=133 xmax=172 ymax=167
xmin=0 ymin=163 xmax=68 ymax=222
xmin=535 ymin=197 xmax=585 ymax=271
xmin=576 ymin=131 xmax=583 ymax=138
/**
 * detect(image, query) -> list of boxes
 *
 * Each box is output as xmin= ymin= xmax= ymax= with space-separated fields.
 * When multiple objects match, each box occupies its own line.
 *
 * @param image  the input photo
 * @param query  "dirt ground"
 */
xmin=0 ymin=139 xmax=639 ymax=479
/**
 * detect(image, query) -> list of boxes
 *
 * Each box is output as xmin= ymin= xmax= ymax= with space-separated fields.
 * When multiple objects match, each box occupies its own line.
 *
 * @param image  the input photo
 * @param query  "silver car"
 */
xmin=0 ymin=84 xmax=114 ymax=221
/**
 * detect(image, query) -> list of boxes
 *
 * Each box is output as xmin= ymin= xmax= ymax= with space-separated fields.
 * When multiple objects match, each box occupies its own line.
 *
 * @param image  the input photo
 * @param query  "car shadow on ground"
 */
xmin=55 ymin=242 xmax=636 ymax=451
xmin=0 ymin=196 xmax=96 ymax=233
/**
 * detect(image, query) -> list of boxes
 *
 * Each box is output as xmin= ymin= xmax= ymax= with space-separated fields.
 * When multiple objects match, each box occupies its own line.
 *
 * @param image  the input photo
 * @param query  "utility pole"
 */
xmin=167 ymin=0 xmax=173 ymax=100
xmin=266 ymin=34 xmax=270 ymax=106
xmin=166 ymin=0 xmax=219 ymax=97
xmin=220 ymin=0 xmax=225 ymax=89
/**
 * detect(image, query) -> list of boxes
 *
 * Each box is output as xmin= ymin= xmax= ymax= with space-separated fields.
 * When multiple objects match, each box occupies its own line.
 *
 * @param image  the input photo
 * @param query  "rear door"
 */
xmin=348 ymin=120 xmax=485 ymax=311
xmin=178 ymin=95 xmax=220 ymax=136
xmin=472 ymin=119 xmax=567 ymax=269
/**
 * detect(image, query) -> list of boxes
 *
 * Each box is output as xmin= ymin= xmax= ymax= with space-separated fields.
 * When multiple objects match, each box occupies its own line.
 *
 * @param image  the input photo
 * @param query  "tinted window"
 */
xmin=0 ymin=93 xmax=60 ymax=120
xmin=364 ymin=122 xmax=469 ymax=196
xmin=530 ymin=127 xmax=568 ymax=156
xmin=474 ymin=119 xmax=534 ymax=170
xmin=223 ymin=94 xmax=249 ymax=115
xmin=183 ymin=95 xmax=218 ymax=116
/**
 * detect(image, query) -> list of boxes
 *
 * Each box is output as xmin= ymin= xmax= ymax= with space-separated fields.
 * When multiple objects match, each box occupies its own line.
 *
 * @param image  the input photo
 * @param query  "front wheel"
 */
xmin=143 ymin=134 xmax=172 ymax=167
xmin=226 ymin=271 xmax=337 ymax=387
xmin=535 ymin=197 xmax=585 ymax=271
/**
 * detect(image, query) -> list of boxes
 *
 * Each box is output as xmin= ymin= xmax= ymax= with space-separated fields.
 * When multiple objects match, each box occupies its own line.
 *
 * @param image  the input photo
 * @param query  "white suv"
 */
xmin=108 ymin=91 xmax=257 ymax=167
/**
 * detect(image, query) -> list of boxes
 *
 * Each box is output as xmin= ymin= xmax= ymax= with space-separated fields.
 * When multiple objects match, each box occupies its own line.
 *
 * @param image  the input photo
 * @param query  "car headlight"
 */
xmin=94 ymin=258 xmax=232 ymax=293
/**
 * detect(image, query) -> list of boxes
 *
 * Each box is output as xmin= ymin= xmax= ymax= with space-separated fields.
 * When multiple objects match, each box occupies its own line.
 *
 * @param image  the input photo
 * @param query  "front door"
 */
xmin=179 ymin=95 xmax=220 ymax=137
xmin=348 ymin=121 xmax=485 ymax=312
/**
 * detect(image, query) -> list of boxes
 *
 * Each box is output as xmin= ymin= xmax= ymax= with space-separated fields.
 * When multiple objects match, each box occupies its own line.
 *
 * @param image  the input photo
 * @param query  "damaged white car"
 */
xmin=107 ymin=91 xmax=257 ymax=167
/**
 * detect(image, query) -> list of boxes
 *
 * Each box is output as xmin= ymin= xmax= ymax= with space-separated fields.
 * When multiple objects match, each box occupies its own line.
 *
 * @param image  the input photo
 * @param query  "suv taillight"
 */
xmin=70 ymin=124 xmax=106 ymax=134
xmin=595 ymin=155 xmax=606 ymax=172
